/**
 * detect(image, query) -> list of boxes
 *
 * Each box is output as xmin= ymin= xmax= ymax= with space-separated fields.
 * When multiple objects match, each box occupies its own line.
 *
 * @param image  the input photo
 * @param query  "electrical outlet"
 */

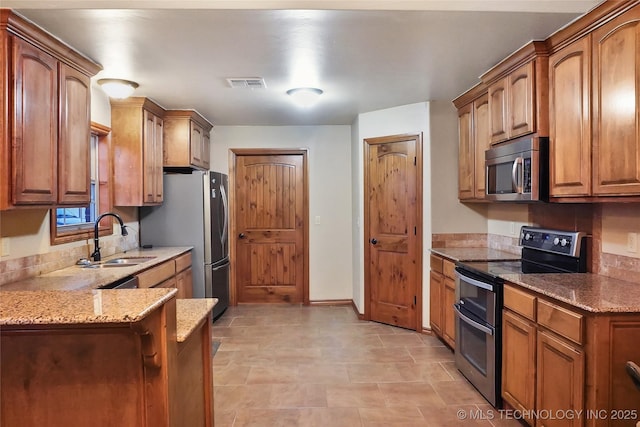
xmin=510 ymin=222 xmax=516 ymax=236
xmin=627 ymin=233 xmax=638 ymax=253
xmin=1 ymin=237 xmax=9 ymax=257
xmin=315 ymin=216 xmax=321 ymax=225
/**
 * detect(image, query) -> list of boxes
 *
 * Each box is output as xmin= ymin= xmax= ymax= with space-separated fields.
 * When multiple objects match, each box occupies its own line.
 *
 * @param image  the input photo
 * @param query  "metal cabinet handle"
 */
xmin=370 ymin=238 xmax=378 ymax=245
xmin=239 ymin=233 xmax=245 ymax=239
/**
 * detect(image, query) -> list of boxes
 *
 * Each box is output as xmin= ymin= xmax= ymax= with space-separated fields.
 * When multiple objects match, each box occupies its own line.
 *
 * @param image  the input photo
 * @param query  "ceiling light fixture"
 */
xmin=286 ymin=87 xmax=323 ymax=107
xmin=97 ymin=78 xmax=139 ymax=99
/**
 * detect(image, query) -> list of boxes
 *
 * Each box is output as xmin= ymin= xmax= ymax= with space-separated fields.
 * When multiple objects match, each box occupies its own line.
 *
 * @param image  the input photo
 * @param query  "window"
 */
xmin=50 ymin=122 xmax=112 ymax=244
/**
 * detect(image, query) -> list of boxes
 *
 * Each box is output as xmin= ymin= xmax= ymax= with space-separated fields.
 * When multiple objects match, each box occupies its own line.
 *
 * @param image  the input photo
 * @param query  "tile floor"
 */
xmin=212 ymin=304 xmax=524 ymax=427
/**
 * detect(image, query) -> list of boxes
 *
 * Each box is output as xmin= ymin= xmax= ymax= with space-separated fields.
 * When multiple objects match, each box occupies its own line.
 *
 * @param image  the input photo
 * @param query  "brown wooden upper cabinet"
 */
xmin=0 ymin=10 xmax=100 ymax=211
xmin=592 ymin=3 xmax=640 ymax=196
xmin=547 ymin=1 xmax=640 ymax=199
xmin=483 ymin=41 xmax=549 ymax=146
xmin=111 ymin=98 xmax=165 ymax=206
xmin=163 ymin=110 xmax=213 ymax=170
xmin=453 ymin=84 xmax=490 ymax=201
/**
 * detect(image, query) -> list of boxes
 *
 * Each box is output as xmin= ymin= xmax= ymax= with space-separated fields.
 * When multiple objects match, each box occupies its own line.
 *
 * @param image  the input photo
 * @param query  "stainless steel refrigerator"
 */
xmin=139 ymin=171 xmax=229 ymax=319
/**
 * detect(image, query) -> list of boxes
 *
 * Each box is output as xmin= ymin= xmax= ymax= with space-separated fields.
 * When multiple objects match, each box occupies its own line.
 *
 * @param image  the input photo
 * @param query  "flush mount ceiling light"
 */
xmin=97 ymin=78 xmax=139 ymax=99
xmin=286 ymin=87 xmax=323 ymax=108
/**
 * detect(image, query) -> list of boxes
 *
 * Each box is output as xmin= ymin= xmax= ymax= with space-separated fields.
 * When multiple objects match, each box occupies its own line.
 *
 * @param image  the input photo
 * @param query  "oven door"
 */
xmin=454 ymin=268 xmax=501 ymax=407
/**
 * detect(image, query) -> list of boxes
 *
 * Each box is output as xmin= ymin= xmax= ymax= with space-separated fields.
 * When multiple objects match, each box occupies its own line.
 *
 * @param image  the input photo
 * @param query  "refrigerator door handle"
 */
xmin=220 ymin=183 xmax=229 ymax=249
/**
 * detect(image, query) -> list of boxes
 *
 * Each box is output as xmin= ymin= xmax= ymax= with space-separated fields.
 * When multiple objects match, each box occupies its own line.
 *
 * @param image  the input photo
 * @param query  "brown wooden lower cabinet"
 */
xmin=502 ymin=283 xmax=640 ymax=427
xmin=173 ymin=309 xmax=214 ymax=426
xmin=0 ymin=296 xmax=215 ymax=427
xmin=429 ymin=254 xmax=455 ymax=349
xmin=502 ymin=309 xmax=536 ymax=425
xmin=137 ymin=251 xmax=193 ymax=297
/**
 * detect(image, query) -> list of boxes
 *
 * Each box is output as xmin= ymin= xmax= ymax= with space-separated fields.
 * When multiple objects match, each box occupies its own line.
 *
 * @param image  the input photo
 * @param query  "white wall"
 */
xmin=209 ymin=125 xmax=353 ymax=301
xmin=429 ymin=101 xmax=488 ymax=233
xmin=351 ymin=102 xmax=432 ymax=324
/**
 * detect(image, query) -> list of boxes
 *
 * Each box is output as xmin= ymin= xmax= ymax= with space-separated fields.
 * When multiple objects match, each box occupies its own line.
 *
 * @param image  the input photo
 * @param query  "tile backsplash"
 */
xmin=0 ymin=233 xmax=138 ymax=287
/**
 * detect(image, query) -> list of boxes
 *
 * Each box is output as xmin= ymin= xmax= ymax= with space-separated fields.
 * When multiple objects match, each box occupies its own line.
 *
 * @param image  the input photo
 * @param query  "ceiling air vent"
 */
xmin=226 ymin=77 xmax=267 ymax=89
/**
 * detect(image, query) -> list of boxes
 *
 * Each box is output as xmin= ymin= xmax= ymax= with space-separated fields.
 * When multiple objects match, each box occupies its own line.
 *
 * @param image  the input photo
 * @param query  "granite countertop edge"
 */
xmin=0 ymin=288 xmax=178 ymax=326
xmin=500 ymin=273 xmax=640 ymax=314
xmin=430 ymin=247 xmax=520 ymax=262
xmin=175 ymin=298 xmax=218 ymax=343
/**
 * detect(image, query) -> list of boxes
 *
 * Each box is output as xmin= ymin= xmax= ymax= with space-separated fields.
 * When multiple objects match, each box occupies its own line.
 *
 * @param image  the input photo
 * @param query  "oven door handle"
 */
xmin=454 ymin=304 xmax=494 ymax=336
xmin=455 ymin=271 xmax=494 ymax=292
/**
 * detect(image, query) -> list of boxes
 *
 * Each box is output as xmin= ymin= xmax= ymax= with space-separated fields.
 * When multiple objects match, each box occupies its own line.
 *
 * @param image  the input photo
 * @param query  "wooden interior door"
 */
xmin=233 ymin=151 xmax=307 ymax=304
xmin=365 ymin=134 xmax=422 ymax=330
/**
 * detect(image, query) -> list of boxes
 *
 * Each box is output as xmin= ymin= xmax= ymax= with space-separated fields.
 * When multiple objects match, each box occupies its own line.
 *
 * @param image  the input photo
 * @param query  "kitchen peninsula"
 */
xmin=0 ymin=248 xmax=217 ymax=427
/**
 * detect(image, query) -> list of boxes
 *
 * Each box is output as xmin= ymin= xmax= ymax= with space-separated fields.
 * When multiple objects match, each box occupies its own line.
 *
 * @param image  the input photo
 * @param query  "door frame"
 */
xmin=363 ymin=133 xmax=423 ymax=331
xmin=228 ymin=148 xmax=310 ymax=306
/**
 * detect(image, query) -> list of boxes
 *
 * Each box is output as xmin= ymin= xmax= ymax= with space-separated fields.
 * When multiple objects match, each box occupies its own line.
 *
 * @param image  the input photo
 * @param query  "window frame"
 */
xmin=50 ymin=122 xmax=113 ymax=245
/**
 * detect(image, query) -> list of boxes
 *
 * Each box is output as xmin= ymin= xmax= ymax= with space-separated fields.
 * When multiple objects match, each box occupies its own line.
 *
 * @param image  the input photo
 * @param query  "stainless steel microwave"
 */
xmin=485 ymin=136 xmax=548 ymax=202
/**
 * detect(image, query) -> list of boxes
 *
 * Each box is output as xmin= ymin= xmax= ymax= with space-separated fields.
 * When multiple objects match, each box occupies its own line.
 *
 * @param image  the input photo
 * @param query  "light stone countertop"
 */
xmin=0 ymin=247 xmax=193 ymax=292
xmin=0 ymin=288 xmax=177 ymax=326
xmin=176 ymin=298 xmax=218 ymax=343
xmin=430 ymin=247 xmax=520 ymax=262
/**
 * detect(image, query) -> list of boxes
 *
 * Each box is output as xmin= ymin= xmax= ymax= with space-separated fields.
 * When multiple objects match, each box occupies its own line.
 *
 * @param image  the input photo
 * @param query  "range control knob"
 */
xmin=525 ymin=233 xmax=532 ymax=241
xmin=553 ymin=237 xmax=560 ymax=245
xmin=561 ymin=238 xmax=568 ymax=247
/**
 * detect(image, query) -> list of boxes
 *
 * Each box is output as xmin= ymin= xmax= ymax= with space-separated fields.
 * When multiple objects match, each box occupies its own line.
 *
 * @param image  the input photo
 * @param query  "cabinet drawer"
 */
xmin=430 ymin=254 xmax=443 ymax=274
xmin=443 ymin=259 xmax=456 ymax=279
xmin=537 ymin=299 xmax=584 ymax=345
xmin=137 ymin=261 xmax=176 ymax=288
xmin=175 ymin=252 xmax=192 ymax=273
xmin=155 ymin=276 xmax=177 ymax=289
xmin=504 ymin=284 xmax=537 ymax=321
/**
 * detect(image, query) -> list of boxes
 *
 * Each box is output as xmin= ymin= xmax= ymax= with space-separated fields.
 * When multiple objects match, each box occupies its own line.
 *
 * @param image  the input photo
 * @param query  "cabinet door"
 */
xmin=473 ymin=94 xmax=490 ymax=199
xmin=176 ymin=266 xmax=193 ymax=299
xmin=143 ymin=110 xmax=163 ymax=204
xmin=153 ymin=115 xmax=164 ymax=203
xmin=509 ymin=62 xmax=535 ymax=139
xmin=429 ymin=270 xmax=443 ymax=335
xmin=489 ymin=77 xmax=509 ymax=144
xmin=549 ymin=36 xmax=592 ymax=197
xmin=11 ymin=37 xmax=58 ymax=205
xmin=458 ymin=103 xmax=475 ymax=200
xmin=58 ymin=63 xmax=91 ymax=205
xmin=190 ymin=121 xmax=203 ymax=167
xmin=536 ymin=330 xmax=584 ymax=427
xmin=502 ymin=310 xmax=536 ymax=426
xmin=592 ymin=4 xmax=640 ymax=196
xmin=442 ymin=277 xmax=456 ymax=349
xmin=201 ymin=128 xmax=211 ymax=170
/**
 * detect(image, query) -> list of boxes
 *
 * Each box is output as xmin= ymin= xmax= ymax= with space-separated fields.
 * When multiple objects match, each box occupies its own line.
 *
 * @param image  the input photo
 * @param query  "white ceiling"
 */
xmin=5 ymin=0 xmax=601 ymax=125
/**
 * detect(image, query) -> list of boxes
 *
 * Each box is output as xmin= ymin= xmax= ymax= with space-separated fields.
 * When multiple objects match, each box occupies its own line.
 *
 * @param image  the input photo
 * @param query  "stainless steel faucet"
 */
xmin=91 ymin=212 xmax=128 ymax=262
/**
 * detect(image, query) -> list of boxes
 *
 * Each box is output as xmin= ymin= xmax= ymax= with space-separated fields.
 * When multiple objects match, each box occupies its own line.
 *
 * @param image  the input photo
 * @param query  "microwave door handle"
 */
xmin=512 ymin=157 xmax=524 ymax=193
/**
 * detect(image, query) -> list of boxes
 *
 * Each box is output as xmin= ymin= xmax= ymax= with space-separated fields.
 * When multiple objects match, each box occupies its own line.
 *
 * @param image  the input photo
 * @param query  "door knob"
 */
xmin=370 ymin=238 xmax=378 ymax=245
xmin=239 ymin=233 xmax=246 ymax=239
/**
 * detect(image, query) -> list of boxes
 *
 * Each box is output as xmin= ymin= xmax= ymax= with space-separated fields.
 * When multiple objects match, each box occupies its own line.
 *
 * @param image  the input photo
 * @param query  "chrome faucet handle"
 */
xmin=76 ymin=258 xmax=91 ymax=266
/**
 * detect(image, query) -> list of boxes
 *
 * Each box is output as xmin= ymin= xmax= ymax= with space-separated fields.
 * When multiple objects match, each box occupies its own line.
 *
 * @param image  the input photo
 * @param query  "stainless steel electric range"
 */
xmin=453 ymin=226 xmax=588 ymax=407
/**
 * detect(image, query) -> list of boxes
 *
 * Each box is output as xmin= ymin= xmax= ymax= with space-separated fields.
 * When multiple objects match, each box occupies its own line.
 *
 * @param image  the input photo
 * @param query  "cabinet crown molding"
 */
xmin=452 ymin=82 xmax=488 ymax=109
xmin=480 ymin=40 xmax=548 ymax=85
xmin=110 ymin=97 xmax=166 ymax=118
xmin=164 ymin=109 xmax=214 ymax=130
xmin=0 ymin=8 xmax=102 ymax=77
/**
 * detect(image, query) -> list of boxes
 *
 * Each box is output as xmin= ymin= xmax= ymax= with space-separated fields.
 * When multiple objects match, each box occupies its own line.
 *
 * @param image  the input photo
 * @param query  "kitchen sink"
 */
xmin=81 ymin=256 xmax=156 ymax=268
xmin=103 ymin=256 xmax=156 ymax=265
